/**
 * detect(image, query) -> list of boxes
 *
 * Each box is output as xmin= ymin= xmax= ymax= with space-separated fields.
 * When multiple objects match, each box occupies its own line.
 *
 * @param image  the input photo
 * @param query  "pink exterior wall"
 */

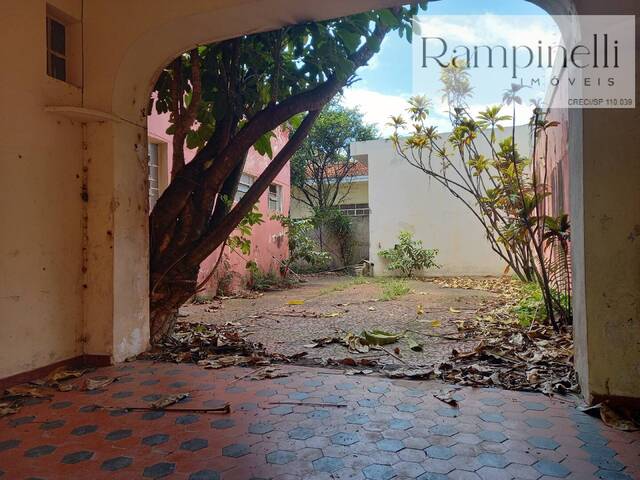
xmin=535 ymin=107 xmax=570 ymax=219
xmin=147 ymin=111 xmax=290 ymax=295
xmin=534 ymin=97 xmax=571 ymax=286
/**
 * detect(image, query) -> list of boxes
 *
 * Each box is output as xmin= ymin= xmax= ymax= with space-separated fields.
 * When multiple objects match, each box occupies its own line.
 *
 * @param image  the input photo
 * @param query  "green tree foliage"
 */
xmin=291 ymin=100 xmax=378 ymax=211
xmin=148 ymin=4 xmax=426 ymax=341
xmin=321 ymin=208 xmax=354 ymax=266
xmin=379 ymin=231 xmax=440 ymax=277
xmin=273 ymin=214 xmax=330 ymax=271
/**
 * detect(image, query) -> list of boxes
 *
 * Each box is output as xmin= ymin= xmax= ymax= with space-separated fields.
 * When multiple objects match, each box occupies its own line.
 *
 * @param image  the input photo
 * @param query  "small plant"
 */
xmin=378 ymin=231 xmax=439 ymax=277
xmin=245 ymin=261 xmax=280 ymax=291
xmin=319 ymin=276 xmax=371 ymax=295
xmin=322 ymin=208 xmax=354 ymax=266
xmin=192 ymin=293 xmax=214 ymax=304
xmin=274 ymin=215 xmax=330 ymax=274
xmin=215 ymin=268 xmax=234 ymax=297
xmin=512 ymin=282 xmax=546 ymax=326
xmin=380 ymin=278 xmax=410 ymax=301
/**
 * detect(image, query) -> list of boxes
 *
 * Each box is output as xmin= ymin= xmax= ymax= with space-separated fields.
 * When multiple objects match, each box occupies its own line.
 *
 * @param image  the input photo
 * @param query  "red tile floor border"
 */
xmin=1 ymin=361 xmax=638 ymax=479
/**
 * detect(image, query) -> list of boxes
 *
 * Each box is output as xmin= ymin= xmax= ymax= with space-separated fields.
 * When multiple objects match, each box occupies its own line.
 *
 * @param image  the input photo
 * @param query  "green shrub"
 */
xmin=323 ymin=208 xmax=354 ymax=266
xmin=378 ymin=231 xmax=439 ymax=277
xmin=245 ymin=261 xmax=280 ymax=291
xmin=273 ymin=215 xmax=330 ymax=272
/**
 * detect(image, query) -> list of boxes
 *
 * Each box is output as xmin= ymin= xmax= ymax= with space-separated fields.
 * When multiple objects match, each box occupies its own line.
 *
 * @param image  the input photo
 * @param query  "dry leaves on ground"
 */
xmin=579 ymin=403 xmax=640 ymax=432
xmin=436 ymin=319 xmax=577 ymax=395
xmin=0 ymin=367 xmax=94 ymax=417
xmin=140 ymin=321 xmax=306 ymax=372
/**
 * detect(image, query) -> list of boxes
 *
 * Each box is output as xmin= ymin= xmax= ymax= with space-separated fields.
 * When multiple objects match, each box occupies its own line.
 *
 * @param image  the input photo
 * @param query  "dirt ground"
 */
xmin=179 ymin=275 xmax=501 ymax=369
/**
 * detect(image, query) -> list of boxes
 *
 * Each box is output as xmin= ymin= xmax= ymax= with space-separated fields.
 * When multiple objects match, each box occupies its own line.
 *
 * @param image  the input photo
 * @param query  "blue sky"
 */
xmin=342 ymin=0 xmax=555 ymax=134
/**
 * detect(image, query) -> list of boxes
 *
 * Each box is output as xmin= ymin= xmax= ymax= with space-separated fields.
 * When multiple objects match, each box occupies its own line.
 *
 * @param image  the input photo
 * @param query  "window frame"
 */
xmin=268 ymin=184 xmax=282 ymax=213
xmin=235 ymin=173 xmax=255 ymax=203
xmin=46 ymin=15 xmax=67 ymax=81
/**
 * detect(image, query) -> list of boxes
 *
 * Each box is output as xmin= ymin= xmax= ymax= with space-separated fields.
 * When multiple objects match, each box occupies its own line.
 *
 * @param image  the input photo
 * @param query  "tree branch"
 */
xmin=187 ymin=110 xmax=321 ymax=266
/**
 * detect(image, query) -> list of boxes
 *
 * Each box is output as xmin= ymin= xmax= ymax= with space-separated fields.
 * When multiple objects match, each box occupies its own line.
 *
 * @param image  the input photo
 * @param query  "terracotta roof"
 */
xmin=308 ymin=160 xmax=368 ymax=179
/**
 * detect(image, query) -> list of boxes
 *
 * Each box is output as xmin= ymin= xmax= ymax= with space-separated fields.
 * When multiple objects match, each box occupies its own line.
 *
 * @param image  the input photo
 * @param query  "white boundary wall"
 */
xmin=352 ymin=126 xmax=531 ymax=277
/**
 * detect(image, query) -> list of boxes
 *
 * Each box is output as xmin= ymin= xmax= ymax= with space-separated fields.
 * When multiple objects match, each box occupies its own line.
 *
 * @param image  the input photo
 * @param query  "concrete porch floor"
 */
xmin=1 ymin=361 xmax=638 ymax=480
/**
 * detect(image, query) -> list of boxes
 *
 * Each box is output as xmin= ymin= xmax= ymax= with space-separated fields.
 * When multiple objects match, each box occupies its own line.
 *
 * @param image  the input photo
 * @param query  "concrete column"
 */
xmin=83 ymin=120 xmax=149 ymax=362
xmin=573 ymin=107 xmax=640 ymax=402
xmin=568 ymin=0 xmax=640 ymax=403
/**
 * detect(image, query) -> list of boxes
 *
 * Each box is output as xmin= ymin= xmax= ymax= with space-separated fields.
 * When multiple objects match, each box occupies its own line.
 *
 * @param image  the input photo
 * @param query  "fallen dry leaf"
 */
xmin=150 ymin=393 xmax=190 ymax=409
xmin=434 ymin=390 xmax=459 ymax=407
xmin=252 ymin=367 xmax=288 ymax=380
xmin=48 ymin=368 xmax=90 ymax=384
xmin=83 ymin=377 xmax=117 ymax=391
xmin=5 ymin=385 xmax=51 ymax=399
xmin=600 ymin=403 xmax=639 ymax=431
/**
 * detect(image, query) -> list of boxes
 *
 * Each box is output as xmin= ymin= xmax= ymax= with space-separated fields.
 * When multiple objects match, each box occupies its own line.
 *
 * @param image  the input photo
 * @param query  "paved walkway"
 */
xmin=1 ymin=361 xmax=638 ymax=479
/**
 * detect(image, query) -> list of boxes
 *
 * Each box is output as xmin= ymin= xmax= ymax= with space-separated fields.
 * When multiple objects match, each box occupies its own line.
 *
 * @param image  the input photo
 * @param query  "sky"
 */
xmin=341 ymin=0 xmax=559 ymax=135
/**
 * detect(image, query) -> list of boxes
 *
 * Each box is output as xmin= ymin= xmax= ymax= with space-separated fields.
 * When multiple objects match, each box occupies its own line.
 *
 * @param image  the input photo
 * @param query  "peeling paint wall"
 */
xmin=0 ymin=0 xmax=85 ymax=378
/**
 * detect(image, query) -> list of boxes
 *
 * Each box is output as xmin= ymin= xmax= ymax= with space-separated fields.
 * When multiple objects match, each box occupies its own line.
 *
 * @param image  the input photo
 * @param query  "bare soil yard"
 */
xmin=179 ymin=275 xmax=500 ymax=368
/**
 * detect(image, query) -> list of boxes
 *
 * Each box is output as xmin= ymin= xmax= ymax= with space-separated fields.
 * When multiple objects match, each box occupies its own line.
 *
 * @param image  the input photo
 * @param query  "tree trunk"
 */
xmin=148 ymin=111 xmax=320 ymax=343
xmin=149 ymin=262 xmax=199 ymax=343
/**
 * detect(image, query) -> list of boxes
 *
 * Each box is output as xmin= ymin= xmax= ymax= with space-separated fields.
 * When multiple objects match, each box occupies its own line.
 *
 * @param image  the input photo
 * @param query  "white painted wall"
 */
xmin=353 ymin=126 xmax=531 ymax=277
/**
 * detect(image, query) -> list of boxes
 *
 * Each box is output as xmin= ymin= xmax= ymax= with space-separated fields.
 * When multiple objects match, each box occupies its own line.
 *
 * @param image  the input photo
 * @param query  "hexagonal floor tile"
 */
xmin=331 ymin=432 xmax=359 ymax=446
xmin=377 ymin=439 xmax=404 ymax=452
xmin=522 ymin=401 xmax=548 ymax=411
xmin=188 ymin=470 xmax=220 ymax=480
xmin=222 ymin=443 xmax=250 ymax=458
xmin=425 ymin=446 xmax=454 ymax=460
xmin=477 ymin=452 xmax=509 ymax=468
xmin=61 ymin=451 xmax=94 ymax=464
xmin=358 ymin=398 xmax=380 ymax=408
xmin=390 ymin=418 xmax=413 ymax=430
xmin=101 ymin=456 xmax=133 ymax=471
xmin=346 ymin=413 xmax=370 ymax=425
xmin=397 ymin=403 xmax=419 ymax=413
xmin=363 ymin=464 xmax=395 ymax=480
xmin=211 ymin=418 xmax=235 ymax=430
xmin=288 ymin=427 xmax=314 ymax=440
xmin=533 ymin=460 xmax=571 ymax=478
xmin=25 ymin=445 xmax=56 ymax=458
xmin=266 ymin=450 xmax=296 ymax=465
xmin=478 ymin=430 xmax=507 ymax=443
xmin=527 ymin=436 xmax=560 ymax=450
xmin=479 ymin=413 xmax=505 ymax=423
xmin=180 ymin=438 xmax=208 ymax=452
xmin=312 ymin=456 xmax=344 ymax=473
xmin=249 ymin=421 xmax=274 ymax=434
xmin=430 ymin=424 xmax=458 ymax=437
xmin=143 ymin=462 xmax=176 ymax=478
xmin=142 ymin=434 xmax=169 ymax=446
xmin=525 ymin=418 xmax=553 ymax=429
xmin=270 ymin=405 xmax=293 ymax=415
xmin=106 ymin=429 xmax=133 ymax=441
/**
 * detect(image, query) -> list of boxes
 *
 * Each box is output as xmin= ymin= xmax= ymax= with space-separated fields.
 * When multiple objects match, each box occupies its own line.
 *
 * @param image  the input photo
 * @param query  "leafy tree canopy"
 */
xmin=147 ymin=3 xmax=427 ymax=341
xmin=291 ymin=99 xmax=378 ymax=211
